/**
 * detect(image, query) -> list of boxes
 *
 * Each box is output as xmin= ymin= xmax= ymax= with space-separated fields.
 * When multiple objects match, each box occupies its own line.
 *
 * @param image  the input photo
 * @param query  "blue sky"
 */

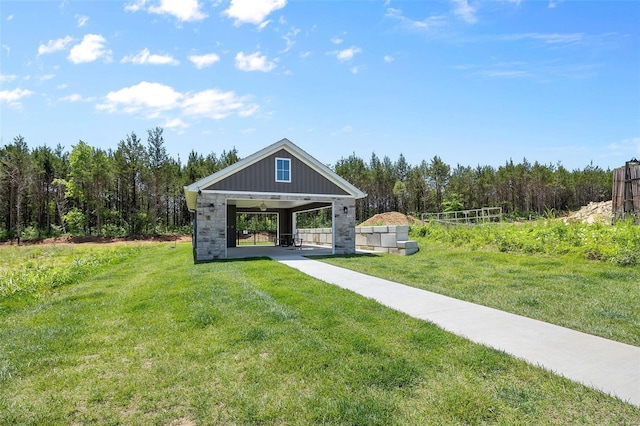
xmin=1 ymin=0 xmax=638 ymax=171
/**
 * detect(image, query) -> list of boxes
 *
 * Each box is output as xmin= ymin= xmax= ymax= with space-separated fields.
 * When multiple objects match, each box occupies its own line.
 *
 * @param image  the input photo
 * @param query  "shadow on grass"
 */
xmin=193 ymin=252 xmax=381 ymax=264
xmin=309 ymin=253 xmax=381 ymax=260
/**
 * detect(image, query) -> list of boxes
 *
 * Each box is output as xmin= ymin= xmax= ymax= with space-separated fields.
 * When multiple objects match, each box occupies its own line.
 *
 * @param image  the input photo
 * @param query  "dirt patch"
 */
xmin=1 ymin=234 xmax=191 ymax=246
xmin=359 ymin=212 xmax=422 ymax=226
xmin=563 ymin=201 xmax=613 ymax=224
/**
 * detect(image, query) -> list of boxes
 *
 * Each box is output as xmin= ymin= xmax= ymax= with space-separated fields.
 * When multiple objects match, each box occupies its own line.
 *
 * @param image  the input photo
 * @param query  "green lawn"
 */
xmin=322 ymin=240 xmax=640 ymax=347
xmin=1 ymin=242 xmax=638 ymax=424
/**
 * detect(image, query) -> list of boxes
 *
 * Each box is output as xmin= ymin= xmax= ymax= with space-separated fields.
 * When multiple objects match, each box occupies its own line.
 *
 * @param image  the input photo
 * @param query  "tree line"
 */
xmin=1 ymin=130 xmax=614 ymax=242
xmin=337 ymin=152 xmax=612 ymax=221
xmin=0 ymin=129 xmax=239 ymax=243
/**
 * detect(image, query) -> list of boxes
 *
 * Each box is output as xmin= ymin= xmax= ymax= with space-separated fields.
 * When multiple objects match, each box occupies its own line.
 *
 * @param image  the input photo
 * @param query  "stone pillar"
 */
xmin=333 ymin=199 xmax=356 ymax=255
xmin=194 ymin=193 xmax=227 ymax=262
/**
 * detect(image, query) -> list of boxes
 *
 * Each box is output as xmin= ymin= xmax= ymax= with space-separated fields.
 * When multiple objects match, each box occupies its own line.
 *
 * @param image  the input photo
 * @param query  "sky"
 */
xmin=1 ymin=0 xmax=639 ymax=172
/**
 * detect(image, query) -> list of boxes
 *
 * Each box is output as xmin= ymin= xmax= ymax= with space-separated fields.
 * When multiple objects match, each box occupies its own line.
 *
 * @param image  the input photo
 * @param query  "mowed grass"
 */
xmin=322 ymin=240 xmax=640 ymax=346
xmin=0 ymin=243 xmax=638 ymax=424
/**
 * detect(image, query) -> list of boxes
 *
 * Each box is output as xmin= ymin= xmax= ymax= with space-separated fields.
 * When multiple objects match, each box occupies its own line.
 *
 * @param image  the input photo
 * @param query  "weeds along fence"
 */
xmin=612 ymin=160 xmax=640 ymax=221
xmin=421 ymin=207 xmax=503 ymax=225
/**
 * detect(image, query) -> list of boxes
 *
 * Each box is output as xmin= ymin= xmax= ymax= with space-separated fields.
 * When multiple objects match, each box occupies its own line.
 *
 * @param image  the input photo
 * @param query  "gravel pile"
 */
xmin=563 ymin=200 xmax=613 ymax=224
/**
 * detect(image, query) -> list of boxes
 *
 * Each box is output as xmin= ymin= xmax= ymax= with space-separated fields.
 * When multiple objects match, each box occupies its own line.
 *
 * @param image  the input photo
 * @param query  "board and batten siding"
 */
xmin=205 ymin=149 xmax=349 ymax=195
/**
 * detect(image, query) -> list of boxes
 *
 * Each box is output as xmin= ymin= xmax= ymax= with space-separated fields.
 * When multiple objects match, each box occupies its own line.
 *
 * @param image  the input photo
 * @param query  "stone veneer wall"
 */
xmin=193 ymin=193 xmax=357 ymax=262
xmin=332 ymin=199 xmax=356 ymax=255
xmin=297 ymin=225 xmax=418 ymax=255
xmin=194 ymin=193 xmax=227 ymax=261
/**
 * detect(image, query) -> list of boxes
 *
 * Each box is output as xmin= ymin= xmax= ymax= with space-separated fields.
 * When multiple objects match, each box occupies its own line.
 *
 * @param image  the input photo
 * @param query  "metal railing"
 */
xmin=421 ymin=207 xmax=502 ymax=225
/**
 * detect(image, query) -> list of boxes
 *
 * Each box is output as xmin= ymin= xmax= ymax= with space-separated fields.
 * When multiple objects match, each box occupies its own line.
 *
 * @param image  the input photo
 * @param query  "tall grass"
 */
xmin=412 ymin=219 xmax=640 ymax=265
xmin=0 ymin=245 xmax=141 ymax=298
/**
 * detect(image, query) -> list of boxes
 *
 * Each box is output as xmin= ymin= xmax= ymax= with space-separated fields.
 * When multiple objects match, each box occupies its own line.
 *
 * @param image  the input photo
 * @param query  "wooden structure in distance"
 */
xmin=612 ymin=159 xmax=640 ymax=221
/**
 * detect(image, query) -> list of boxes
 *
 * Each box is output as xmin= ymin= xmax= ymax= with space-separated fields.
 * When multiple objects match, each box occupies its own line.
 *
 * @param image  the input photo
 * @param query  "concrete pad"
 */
xmin=273 ymin=255 xmax=640 ymax=407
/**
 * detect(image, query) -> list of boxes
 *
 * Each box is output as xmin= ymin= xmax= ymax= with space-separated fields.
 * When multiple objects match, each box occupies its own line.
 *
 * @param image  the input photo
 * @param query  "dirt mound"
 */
xmin=359 ymin=212 xmax=422 ymax=226
xmin=563 ymin=201 xmax=613 ymax=224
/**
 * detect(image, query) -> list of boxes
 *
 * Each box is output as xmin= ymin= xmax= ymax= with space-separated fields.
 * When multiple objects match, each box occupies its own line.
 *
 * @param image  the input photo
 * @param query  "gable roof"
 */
xmin=184 ymin=138 xmax=366 ymax=211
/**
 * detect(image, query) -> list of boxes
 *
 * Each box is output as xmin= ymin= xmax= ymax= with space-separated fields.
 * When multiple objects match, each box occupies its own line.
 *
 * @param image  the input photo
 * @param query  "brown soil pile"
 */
xmin=563 ymin=201 xmax=613 ymax=224
xmin=359 ymin=212 xmax=422 ymax=226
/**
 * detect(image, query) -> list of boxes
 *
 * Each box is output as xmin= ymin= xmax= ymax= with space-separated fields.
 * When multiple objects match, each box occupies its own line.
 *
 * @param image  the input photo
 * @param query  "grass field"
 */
xmin=1 ymin=242 xmax=639 ymax=424
xmin=323 ymin=239 xmax=640 ymax=347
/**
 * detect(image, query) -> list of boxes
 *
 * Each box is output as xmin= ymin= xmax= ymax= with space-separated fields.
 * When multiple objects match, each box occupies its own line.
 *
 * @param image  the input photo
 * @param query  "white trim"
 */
xmin=197 ymin=189 xmax=355 ymax=199
xmin=275 ymin=157 xmax=291 ymax=183
xmin=294 ymin=205 xmax=332 ymax=214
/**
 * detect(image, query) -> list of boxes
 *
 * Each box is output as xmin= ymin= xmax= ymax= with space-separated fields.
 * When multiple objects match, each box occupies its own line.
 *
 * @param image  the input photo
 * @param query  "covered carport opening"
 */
xmin=227 ymin=198 xmax=332 ymax=248
xmin=184 ymin=138 xmax=365 ymax=261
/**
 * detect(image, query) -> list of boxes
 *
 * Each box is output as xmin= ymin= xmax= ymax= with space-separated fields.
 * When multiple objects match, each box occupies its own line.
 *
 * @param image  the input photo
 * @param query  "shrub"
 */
xmin=63 ymin=208 xmax=86 ymax=235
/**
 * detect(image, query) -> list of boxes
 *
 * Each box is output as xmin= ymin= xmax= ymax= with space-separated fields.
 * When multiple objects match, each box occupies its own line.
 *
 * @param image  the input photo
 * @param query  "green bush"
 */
xmin=102 ymin=223 xmax=127 ymax=237
xmin=63 ymin=208 xmax=86 ymax=235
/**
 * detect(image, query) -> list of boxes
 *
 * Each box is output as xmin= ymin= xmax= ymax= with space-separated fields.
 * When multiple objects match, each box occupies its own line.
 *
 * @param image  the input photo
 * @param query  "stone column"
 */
xmin=333 ymin=199 xmax=356 ymax=255
xmin=195 ymin=193 xmax=227 ymax=261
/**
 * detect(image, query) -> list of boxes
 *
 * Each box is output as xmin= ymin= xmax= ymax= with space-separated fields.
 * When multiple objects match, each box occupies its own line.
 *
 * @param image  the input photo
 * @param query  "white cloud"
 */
xmin=97 ymin=81 xmax=182 ymax=114
xmin=383 ymin=55 xmax=394 ymax=63
xmin=96 ymin=81 xmax=259 ymax=121
xmin=238 ymin=104 xmax=259 ymax=117
xmin=59 ymin=93 xmax=95 ymax=102
xmin=125 ymin=0 xmax=206 ymax=22
xmin=498 ymin=33 xmax=583 ymax=45
xmin=235 ymin=51 xmax=276 ymax=72
xmin=37 ymin=36 xmax=74 ymax=56
xmin=331 ymin=36 xmax=343 ymax=45
xmin=300 ymin=51 xmax=311 ymax=59
xmin=224 ymin=0 xmax=286 ymax=26
xmin=0 ymin=74 xmax=18 ymax=83
xmin=548 ymin=0 xmax=564 ymax=8
xmin=350 ymin=66 xmax=364 ymax=74
xmin=60 ymin=94 xmax=83 ymax=102
xmin=124 ymin=0 xmax=145 ymax=12
xmin=2 ymin=44 xmax=9 ymax=56
xmin=334 ymin=46 xmax=361 ymax=62
xmin=331 ymin=124 xmax=353 ymax=136
xmin=7 ymin=14 xmax=14 ymax=21
xmin=607 ymin=137 xmax=640 ymax=156
xmin=163 ymin=118 xmax=189 ymax=129
xmin=77 ymin=15 xmax=89 ymax=27
xmin=121 ymin=48 xmax=179 ymax=65
xmin=182 ymin=89 xmax=257 ymax=119
xmin=385 ymin=8 xmax=447 ymax=31
xmin=281 ymin=27 xmax=300 ymax=53
xmin=452 ymin=0 xmax=477 ymax=24
xmin=149 ymin=0 xmax=206 ymax=22
xmin=477 ymin=70 xmax=533 ymax=78
xmin=68 ymin=34 xmax=112 ymax=63
xmin=0 ymin=88 xmax=34 ymax=106
xmin=39 ymin=74 xmax=55 ymax=81
xmin=257 ymin=20 xmax=271 ymax=31
xmin=188 ymin=53 xmax=220 ymax=69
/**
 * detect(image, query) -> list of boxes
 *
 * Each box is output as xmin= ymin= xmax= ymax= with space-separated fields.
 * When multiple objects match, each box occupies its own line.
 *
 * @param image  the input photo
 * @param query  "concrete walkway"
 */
xmin=273 ymin=253 xmax=640 ymax=407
